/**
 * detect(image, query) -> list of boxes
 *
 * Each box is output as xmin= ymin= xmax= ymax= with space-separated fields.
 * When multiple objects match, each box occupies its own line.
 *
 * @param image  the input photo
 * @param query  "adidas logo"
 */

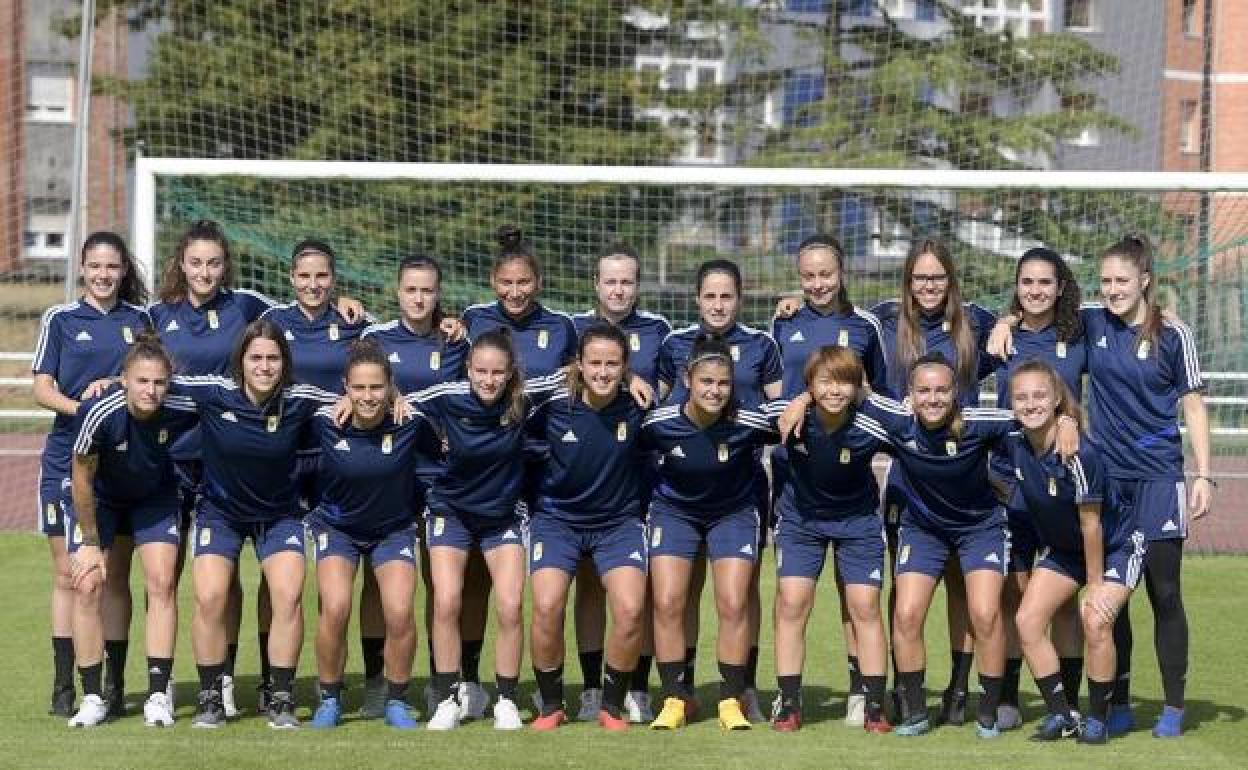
xmin=388 ymin=351 xmax=401 ymax=363
xmin=629 ymin=550 xmax=643 ymax=562
xmin=167 ymin=523 xmax=179 ymax=536
xmin=1096 ymin=336 xmax=1108 ymax=348
xmin=333 ymin=439 xmax=350 ymax=451
xmin=284 ymin=330 xmax=295 ymax=341
xmin=220 ymin=411 xmax=238 ymax=422
xmin=984 ymin=552 xmax=1001 ymax=563
xmin=149 ymin=666 xmax=161 ymax=675
xmin=561 ymin=430 xmax=578 ymax=443
xmin=1104 ymin=567 xmax=1120 ymax=579
xmin=670 ymin=446 xmax=685 ymax=458
xmin=165 ymin=319 xmax=180 ymax=331
xmin=793 ymin=443 xmax=808 ymax=455
xmin=1162 ymin=519 xmax=1178 ymax=532
xmin=399 ymin=547 xmax=413 ymax=558
xmin=739 ymin=544 xmax=754 ymax=556
xmin=503 ymin=529 xmax=519 ymax=540
xmin=869 ymin=568 xmax=881 ymax=581
xmin=114 ymin=441 xmax=128 ymax=451
xmin=285 ymin=535 xmax=301 ymax=545
xmin=75 ymin=330 xmax=93 ymax=341
xmin=789 ymin=330 xmax=805 ymax=342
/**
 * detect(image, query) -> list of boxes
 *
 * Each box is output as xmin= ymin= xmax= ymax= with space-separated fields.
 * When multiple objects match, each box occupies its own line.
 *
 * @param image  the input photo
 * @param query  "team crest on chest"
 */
xmin=1055 ymin=341 xmax=1067 ymax=359
xmin=158 ymin=429 xmax=169 ymax=445
xmin=629 ymin=333 xmax=641 ymax=352
xmin=945 ymin=440 xmax=957 ymax=456
xmin=617 ymin=421 xmax=628 ymax=442
xmin=537 ymin=329 xmax=549 ymax=349
xmin=717 ymin=443 xmax=729 ymax=462
xmin=207 ymin=309 xmax=220 ymax=330
xmin=382 ymin=433 xmax=393 ymax=454
xmin=837 ymin=328 xmax=849 ymax=346
xmin=942 ymin=320 xmax=951 ymax=333
xmin=1048 ymin=477 xmax=1058 ymax=497
xmin=839 ymin=447 xmax=851 ymax=464
xmin=433 ymin=517 xmax=445 ymax=536
xmin=329 ymin=323 xmax=340 ymax=341
xmin=267 ymin=415 xmax=280 ymax=433
xmin=730 ymin=345 xmax=740 ymax=362
xmin=1136 ymin=340 xmax=1150 ymax=360
xmin=122 ymin=326 xmax=134 ymax=344
xmin=429 ymin=350 xmax=441 ymax=370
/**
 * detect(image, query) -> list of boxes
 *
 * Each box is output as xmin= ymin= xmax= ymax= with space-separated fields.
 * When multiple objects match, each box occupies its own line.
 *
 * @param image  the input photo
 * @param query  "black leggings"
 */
xmin=1112 ymin=538 xmax=1188 ymax=709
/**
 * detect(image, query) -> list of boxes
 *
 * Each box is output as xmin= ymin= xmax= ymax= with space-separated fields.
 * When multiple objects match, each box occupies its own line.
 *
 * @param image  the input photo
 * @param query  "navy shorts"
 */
xmin=1036 ymin=530 xmax=1147 ymax=589
xmin=1108 ymin=477 xmax=1187 ymax=542
xmin=774 ymin=509 xmax=885 ymax=587
xmin=308 ymin=515 xmax=419 ymax=568
xmin=895 ymin=511 xmax=1011 ymax=578
xmin=648 ymin=506 xmax=760 ymax=563
xmin=1007 ymin=510 xmax=1038 ymax=574
xmin=37 ymin=433 xmax=72 ymax=536
xmin=65 ymin=496 xmax=181 ymax=552
xmin=295 ymin=450 xmax=321 ymax=512
xmin=192 ymin=509 xmax=306 ymax=563
xmin=425 ymin=510 xmax=525 ymax=553
xmin=881 ymin=460 xmax=906 ymax=542
xmin=528 ymin=516 xmax=647 ymax=577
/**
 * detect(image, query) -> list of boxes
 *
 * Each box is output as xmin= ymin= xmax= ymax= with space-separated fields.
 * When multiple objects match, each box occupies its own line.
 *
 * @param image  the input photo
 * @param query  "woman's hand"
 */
xmin=628 ymin=376 xmax=654 ymax=409
xmin=1188 ymin=476 xmax=1214 ymax=520
xmin=392 ymin=392 xmax=413 ymax=424
xmin=332 ymin=395 xmax=352 ymax=427
xmin=774 ymin=296 xmax=801 ymax=320
xmin=80 ymin=378 xmax=115 ymax=400
xmin=1055 ymin=415 xmax=1080 ymax=460
xmin=986 ymin=316 xmax=1019 ymax=359
xmin=777 ymin=392 xmax=813 ymax=441
xmin=336 ymin=297 xmax=366 ymax=324
xmin=70 ymin=544 xmax=106 ymax=590
xmin=440 ymin=317 xmax=467 ymax=342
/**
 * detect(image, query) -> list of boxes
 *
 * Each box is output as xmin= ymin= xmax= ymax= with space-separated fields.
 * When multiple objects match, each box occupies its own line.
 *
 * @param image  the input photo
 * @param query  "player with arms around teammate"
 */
xmin=64 ymin=336 xmax=196 ymax=727
xmin=33 ymin=231 xmax=150 ymax=719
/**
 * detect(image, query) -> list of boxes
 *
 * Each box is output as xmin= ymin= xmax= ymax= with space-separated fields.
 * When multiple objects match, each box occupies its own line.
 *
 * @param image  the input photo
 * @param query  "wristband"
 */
xmin=1194 ymin=475 xmax=1218 ymax=488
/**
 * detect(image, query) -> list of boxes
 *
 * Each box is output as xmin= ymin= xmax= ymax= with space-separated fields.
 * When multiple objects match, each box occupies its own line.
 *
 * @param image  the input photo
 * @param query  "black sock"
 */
xmin=104 ymin=639 xmax=128 ymax=693
xmin=658 ymin=660 xmax=689 ymax=700
xmin=1111 ymin=610 xmax=1131 ymax=705
xmin=1145 ymin=540 xmax=1189 ymax=709
xmin=603 ymin=663 xmax=630 ymax=717
xmin=431 ymin=671 xmax=458 ymax=704
xmin=976 ymin=674 xmax=1002 ymax=729
xmin=197 ymin=662 xmax=224 ymax=693
xmin=847 ymin=655 xmax=862 ymax=698
xmin=1034 ymin=672 xmax=1071 ymax=717
xmin=863 ymin=675 xmax=887 ymax=722
xmin=387 ymin=679 xmax=409 ymax=703
xmin=744 ymin=646 xmax=759 ymax=690
xmin=631 ymin=655 xmax=652 ymax=692
xmin=898 ymin=669 xmax=926 ymax=717
xmin=534 ymin=665 xmax=564 ymax=714
xmin=947 ymin=650 xmax=973 ymax=694
xmin=224 ymin=643 xmax=239 ymax=677
xmin=147 ymin=657 xmax=173 ymax=696
xmin=1059 ymin=657 xmax=1084 ymax=709
xmin=683 ymin=646 xmax=697 ymax=689
xmin=777 ymin=674 xmax=801 ymax=704
xmin=258 ymin=631 xmax=272 ymax=688
xmin=578 ymin=649 xmax=604 ymax=691
xmin=1001 ymin=657 xmax=1022 ymax=707
xmin=270 ymin=666 xmax=295 ymax=695
xmin=1087 ymin=678 xmax=1114 ymax=721
xmin=718 ymin=661 xmax=747 ymax=700
xmin=495 ymin=674 xmax=519 ymax=701
xmin=319 ymin=680 xmax=344 ymax=701
xmin=361 ymin=636 xmax=385 ymax=681
xmin=52 ymin=636 xmax=75 ymax=689
xmin=461 ymin=640 xmax=483 ymax=684
xmin=79 ymin=662 xmax=103 ymax=697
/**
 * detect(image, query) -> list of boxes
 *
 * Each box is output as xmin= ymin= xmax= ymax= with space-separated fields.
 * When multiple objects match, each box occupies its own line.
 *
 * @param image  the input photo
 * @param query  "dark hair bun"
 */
xmin=496 ymin=225 xmax=525 ymax=250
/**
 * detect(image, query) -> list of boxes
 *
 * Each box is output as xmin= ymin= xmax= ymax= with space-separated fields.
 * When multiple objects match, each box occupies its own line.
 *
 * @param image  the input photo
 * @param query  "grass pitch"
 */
xmin=1 ymin=534 xmax=1245 ymax=769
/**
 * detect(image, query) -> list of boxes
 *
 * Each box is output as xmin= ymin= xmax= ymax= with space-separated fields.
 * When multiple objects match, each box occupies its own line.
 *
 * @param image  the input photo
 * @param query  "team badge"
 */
xmin=1048 ymin=477 xmax=1058 ymax=497
xmin=429 ymin=350 xmax=441 ymax=370
xmin=46 ymin=503 xmax=57 ymax=525
xmin=730 ymin=345 xmax=740 ymax=362
xmin=837 ymin=328 xmax=849 ymax=346
xmin=122 ymin=326 xmax=134 ymax=344
xmin=629 ymin=333 xmax=641 ymax=352
xmin=942 ymin=320 xmax=951 ymax=332
xmin=899 ymin=544 xmax=910 ymax=565
xmin=532 ymin=542 xmax=543 ymax=562
xmin=617 ymin=421 xmax=628 ymax=442
xmin=500 ymin=413 xmax=511 ymax=427
xmin=1056 ymin=341 xmax=1067 ymax=359
xmin=887 ymin=504 xmax=899 ymax=525
xmin=318 ymin=533 xmax=328 ymax=551
xmin=199 ymin=527 xmax=211 ymax=547
xmin=158 ymin=428 xmax=168 ymax=444
xmin=1136 ymin=340 xmax=1150 ymax=360
xmin=382 ymin=433 xmax=393 ymax=454
xmin=1015 ymin=468 xmax=1024 ymax=481
xmin=651 ymin=527 xmax=662 ymax=548
xmin=839 ymin=447 xmax=851 ymax=464
xmin=329 ymin=323 xmax=340 ymax=341
xmin=267 ymin=415 xmax=280 ymax=432
xmin=537 ymin=329 xmax=549 ymax=349
xmin=72 ymin=524 xmax=82 ymax=544
xmin=717 ymin=443 xmax=729 ymax=463
xmin=207 ymin=309 xmax=220 ymax=329
xmin=945 ymin=440 xmax=957 ymax=456
xmin=433 ymin=517 xmax=445 ymax=537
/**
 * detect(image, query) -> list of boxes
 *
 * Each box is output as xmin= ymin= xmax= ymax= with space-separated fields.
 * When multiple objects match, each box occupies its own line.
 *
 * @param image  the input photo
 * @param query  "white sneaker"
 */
xmin=360 ymin=676 xmax=386 ymax=719
xmin=578 ymin=688 xmax=603 ymax=721
xmin=740 ymin=688 xmax=766 ymax=723
xmin=426 ymin=696 xmax=461 ymax=731
xmin=624 ymin=690 xmax=653 ymax=723
xmin=492 ymin=696 xmax=523 ymax=730
xmin=220 ymin=674 xmax=238 ymax=719
xmin=457 ymin=681 xmax=489 ymax=721
xmin=68 ymin=694 xmax=109 ymax=728
xmin=844 ymin=693 xmax=866 ymax=727
xmin=143 ymin=692 xmax=175 ymax=727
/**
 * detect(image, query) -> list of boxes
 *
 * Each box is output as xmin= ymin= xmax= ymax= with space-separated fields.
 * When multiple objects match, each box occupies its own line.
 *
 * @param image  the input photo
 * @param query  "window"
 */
xmin=960 ymin=0 xmax=1047 ymax=36
xmin=783 ymin=72 xmax=825 ymax=126
xmin=1064 ymin=0 xmax=1095 ymax=30
xmin=23 ymin=213 xmax=71 ymax=259
xmin=916 ymin=0 xmax=938 ymax=21
xmin=665 ymin=63 xmax=690 ymax=91
xmin=1179 ymin=99 xmax=1200 ymax=154
xmin=695 ymin=120 xmax=718 ymax=159
xmin=26 ymin=74 xmax=73 ymax=123
xmin=846 ymin=0 xmax=873 ymax=16
xmin=1183 ymin=0 xmax=1200 ymax=37
xmin=696 ymin=66 xmax=718 ymax=89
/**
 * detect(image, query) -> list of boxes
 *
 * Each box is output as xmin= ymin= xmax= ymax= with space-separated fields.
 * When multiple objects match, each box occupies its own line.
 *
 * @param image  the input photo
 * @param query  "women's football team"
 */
xmin=35 ymin=221 xmax=1213 ymax=743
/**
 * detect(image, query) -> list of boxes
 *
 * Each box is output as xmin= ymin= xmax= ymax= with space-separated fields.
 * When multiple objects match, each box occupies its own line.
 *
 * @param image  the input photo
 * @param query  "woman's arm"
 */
xmin=1182 ymin=391 xmax=1214 ymax=519
xmin=32 ymin=373 xmax=79 ymax=418
xmin=1078 ymin=501 xmax=1105 ymax=589
xmin=69 ymin=453 xmax=107 ymax=586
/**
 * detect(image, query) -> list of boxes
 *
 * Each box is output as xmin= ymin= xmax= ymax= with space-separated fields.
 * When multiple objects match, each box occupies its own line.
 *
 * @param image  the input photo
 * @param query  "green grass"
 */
xmin=0 ymin=534 xmax=1246 ymax=769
